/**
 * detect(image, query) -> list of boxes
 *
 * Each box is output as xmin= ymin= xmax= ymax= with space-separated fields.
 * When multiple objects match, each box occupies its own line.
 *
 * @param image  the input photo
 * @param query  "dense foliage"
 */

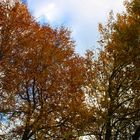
xmin=84 ymin=0 xmax=140 ymax=139
xmin=0 ymin=0 xmax=139 ymax=140
xmin=0 ymin=1 xmax=89 ymax=139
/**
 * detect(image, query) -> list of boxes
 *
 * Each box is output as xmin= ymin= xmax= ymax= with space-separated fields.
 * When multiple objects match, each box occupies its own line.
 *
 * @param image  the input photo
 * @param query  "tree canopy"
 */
xmin=84 ymin=0 xmax=140 ymax=139
xmin=0 ymin=0 xmax=140 ymax=140
xmin=0 ymin=1 xmax=89 ymax=139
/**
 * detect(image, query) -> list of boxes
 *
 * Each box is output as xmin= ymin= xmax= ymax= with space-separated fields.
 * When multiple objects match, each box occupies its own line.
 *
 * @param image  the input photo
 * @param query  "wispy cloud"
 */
xmin=27 ymin=0 xmax=125 ymax=55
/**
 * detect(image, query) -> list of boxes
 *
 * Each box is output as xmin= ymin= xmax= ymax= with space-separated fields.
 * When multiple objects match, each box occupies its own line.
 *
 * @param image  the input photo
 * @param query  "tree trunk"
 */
xmin=22 ymin=128 xmax=30 ymax=140
xmin=105 ymin=120 xmax=112 ymax=140
xmin=132 ymin=125 xmax=140 ymax=140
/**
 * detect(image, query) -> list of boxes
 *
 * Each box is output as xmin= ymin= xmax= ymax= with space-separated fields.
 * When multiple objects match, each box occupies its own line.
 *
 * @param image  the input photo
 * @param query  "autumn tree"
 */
xmin=0 ymin=1 xmax=89 ymax=139
xmin=84 ymin=0 xmax=140 ymax=140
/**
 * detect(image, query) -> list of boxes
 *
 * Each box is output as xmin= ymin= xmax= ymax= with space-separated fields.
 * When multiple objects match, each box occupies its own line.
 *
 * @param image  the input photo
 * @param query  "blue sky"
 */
xmin=24 ymin=0 xmax=125 ymax=55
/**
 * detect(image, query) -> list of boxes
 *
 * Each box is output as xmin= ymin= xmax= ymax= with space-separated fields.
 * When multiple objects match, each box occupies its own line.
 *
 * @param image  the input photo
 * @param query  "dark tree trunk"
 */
xmin=22 ymin=128 xmax=30 ymax=140
xmin=132 ymin=125 xmax=140 ymax=140
xmin=105 ymin=120 xmax=112 ymax=140
xmin=105 ymin=104 xmax=112 ymax=140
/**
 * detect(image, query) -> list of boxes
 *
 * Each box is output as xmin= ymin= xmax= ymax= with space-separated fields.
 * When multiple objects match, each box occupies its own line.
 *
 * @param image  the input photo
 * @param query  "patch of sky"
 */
xmin=21 ymin=0 xmax=125 ymax=55
xmin=21 ymin=0 xmax=27 ymax=4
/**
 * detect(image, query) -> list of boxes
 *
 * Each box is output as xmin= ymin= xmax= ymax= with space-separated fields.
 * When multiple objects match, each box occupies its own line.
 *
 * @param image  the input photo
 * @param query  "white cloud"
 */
xmin=27 ymin=0 xmax=125 ymax=54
